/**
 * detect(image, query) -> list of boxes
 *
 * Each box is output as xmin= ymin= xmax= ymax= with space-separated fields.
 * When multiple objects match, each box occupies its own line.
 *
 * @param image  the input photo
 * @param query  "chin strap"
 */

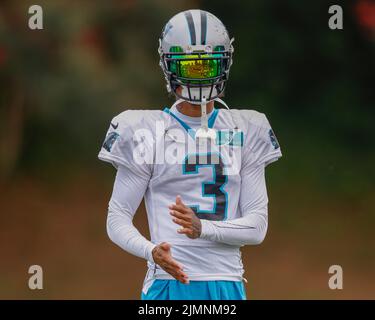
xmin=200 ymin=97 xmax=208 ymax=132
xmin=169 ymin=98 xmax=186 ymax=110
xmin=213 ymin=97 xmax=230 ymax=110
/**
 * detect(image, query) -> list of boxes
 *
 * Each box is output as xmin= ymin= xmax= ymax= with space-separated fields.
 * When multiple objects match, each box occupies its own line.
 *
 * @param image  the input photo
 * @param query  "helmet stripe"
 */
xmin=200 ymin=11 xmax=207 ymax=45
xmin=184 ymin=11 xmax=196 ymax=45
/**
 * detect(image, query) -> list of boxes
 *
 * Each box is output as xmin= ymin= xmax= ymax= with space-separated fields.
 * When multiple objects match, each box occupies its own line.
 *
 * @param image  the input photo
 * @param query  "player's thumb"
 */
xmin=160 ymin=242 xmax=171 ymax=252
xmin=176 ymin=195 xmax=183 ymax=205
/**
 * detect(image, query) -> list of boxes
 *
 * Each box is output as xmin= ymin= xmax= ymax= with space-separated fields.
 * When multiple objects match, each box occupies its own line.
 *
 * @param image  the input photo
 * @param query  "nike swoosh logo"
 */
xmin=110 ymin=122 xmax=119 ymax=129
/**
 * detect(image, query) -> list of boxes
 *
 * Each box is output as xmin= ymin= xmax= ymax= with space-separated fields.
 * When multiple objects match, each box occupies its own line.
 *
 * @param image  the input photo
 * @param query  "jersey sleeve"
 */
xmin=200 ymin=164 xmax=268 ymax=246
xmin=107 ymin=165 xmax=156 ymax=262
xmin=98 ymin=110 xmax=154 ymax=179
xmin=242 ymin=110 xmax=282 ymax=168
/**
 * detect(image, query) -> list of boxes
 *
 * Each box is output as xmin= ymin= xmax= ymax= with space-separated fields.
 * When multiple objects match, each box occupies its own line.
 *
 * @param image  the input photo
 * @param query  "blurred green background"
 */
xmin=0 ymin=0 xmax=374 ymax=299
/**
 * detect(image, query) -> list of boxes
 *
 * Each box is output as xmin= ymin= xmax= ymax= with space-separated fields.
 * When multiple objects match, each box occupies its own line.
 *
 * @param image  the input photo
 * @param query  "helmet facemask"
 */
xmin=159 ymin=42 xmax=234 ymax=104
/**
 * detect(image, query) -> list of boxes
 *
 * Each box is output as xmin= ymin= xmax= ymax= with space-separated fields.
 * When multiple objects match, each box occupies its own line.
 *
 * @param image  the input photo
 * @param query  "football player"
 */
xmin=98 ymin=9 xmax=282 ymax=300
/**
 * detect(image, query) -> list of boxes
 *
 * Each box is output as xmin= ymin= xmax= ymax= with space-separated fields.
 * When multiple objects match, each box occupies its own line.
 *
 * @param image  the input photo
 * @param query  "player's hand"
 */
xmin=169 ymin=195 xmax=202 ymax=239
xmin=152 ymin=242 xmax=189 ymax=284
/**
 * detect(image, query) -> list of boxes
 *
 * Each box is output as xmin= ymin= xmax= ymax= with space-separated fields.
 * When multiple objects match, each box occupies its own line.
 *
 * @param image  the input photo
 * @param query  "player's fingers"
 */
xmin=172 ymin=217 xmax=191 ymax=228
xmin=163 ymin=265 xmax=189 ymax=282
xmin=169 ymin=205 xmax=190 ymax=215
xmin=172 ymin=269 xmax=189 ymax=283
xmin=169 ymin=210 xmax=191 ymax=221
xmin=177 ymin=271 xmax=190 ymax=284
xmin=177 ymin=275 xmax=190 ymax=284
xmin=170 ymin=210 xmax=191 ymax=222
xmin=159 ymin=248 xmax=185 ymax=270
xmin=164 ymin=256 xmax=184 ymax=271
xmin=162 ymin=252 xmax=183 ymax=267
xmin=168 ymin=270 xmax=189 ymax=284
xmin=168 ymin=266 xmax=188 ymax=279
xmin=177 ymin=228 xmax=193 ymax=236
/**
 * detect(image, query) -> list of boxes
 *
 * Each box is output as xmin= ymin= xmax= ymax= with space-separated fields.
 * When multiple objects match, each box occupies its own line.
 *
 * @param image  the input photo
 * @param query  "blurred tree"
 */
xmin=0 ymin=0 xmax=196 ymax=180
xmin=200 ymin=0 xmax=375 ymax=196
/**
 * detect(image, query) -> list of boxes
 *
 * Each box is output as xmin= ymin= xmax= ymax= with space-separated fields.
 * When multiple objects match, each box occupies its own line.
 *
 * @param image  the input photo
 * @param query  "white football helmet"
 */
xmin=158 ymin=9 xmax=234 ymax=105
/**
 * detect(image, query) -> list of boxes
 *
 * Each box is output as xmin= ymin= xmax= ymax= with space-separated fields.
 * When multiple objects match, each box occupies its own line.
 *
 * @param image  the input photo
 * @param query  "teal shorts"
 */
xmin=141 ymin=279 xmax=246 ymax=300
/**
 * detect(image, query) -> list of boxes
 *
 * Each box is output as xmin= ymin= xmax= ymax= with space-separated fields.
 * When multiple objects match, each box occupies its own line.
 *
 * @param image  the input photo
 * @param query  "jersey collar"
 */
xmin=163 ymin=107 xmax=219 ymax=139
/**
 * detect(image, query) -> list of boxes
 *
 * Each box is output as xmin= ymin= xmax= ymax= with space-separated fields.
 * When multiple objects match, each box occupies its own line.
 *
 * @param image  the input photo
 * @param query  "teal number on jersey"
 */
xmin=182 ymin=153 xmax=228 ymax=221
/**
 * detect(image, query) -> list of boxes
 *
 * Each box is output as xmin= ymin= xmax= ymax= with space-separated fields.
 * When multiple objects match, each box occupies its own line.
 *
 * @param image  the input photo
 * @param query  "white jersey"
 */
xmin=98 ymin=105 xmax=282 ymax=285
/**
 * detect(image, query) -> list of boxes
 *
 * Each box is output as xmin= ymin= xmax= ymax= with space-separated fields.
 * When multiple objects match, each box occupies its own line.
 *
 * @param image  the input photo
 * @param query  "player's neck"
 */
xmin=176 ymin=100 xmax=214 ymax=117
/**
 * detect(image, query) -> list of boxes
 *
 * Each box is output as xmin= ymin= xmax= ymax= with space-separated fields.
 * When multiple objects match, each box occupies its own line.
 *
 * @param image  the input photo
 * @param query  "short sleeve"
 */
xmin=98 ymin=111 xmax=154 ymax=180
xmin=242 ymin=111 xmax=282 ymax=169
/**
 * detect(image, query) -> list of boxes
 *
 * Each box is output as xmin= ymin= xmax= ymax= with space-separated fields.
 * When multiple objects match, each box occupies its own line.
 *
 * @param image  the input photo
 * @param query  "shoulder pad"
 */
xmin=233 ymin=109 xmax=268 ymax=129
xmin=221 ymin=109 xmax=268 ymax=131
xmin=111 ymin=109 xmax=166 ymax=133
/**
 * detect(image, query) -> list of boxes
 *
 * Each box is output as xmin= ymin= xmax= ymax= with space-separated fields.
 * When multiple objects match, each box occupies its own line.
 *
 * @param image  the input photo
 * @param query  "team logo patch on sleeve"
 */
xmin=269 ymin=129 xmax=280 ymax=149
xmin=103 ymin=132 xmax=119 ymax=152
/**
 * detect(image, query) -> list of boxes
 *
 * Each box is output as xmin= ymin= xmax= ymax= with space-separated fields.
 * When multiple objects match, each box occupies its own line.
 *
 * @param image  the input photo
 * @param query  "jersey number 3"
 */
xmin=182 ymin=153 xmax=228 ymax=221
